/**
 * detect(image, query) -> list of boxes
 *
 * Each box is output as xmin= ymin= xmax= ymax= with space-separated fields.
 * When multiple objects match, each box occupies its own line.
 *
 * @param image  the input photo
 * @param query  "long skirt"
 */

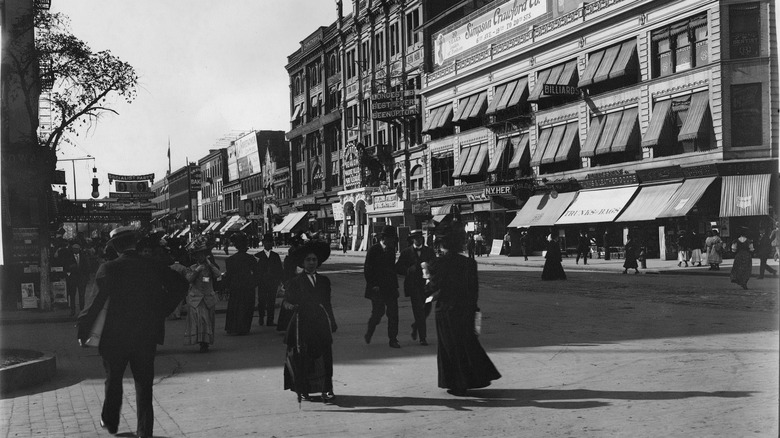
xmin=184 ymin=301 xmax=215 ymax=345
xmin=541 ymin=259 xmax=566 ymax=280
xmin=284 ymin=345 xmax=333 ymax=395
xmin=730 ymin=250 xmax=753 ymax=287
xmin=689 ymin=249 xmax=702 ymax=264
xmin=435 ymin=307 xmax=500 ymax=391
xmin=224 ymin=287 xmax=255 ymax=335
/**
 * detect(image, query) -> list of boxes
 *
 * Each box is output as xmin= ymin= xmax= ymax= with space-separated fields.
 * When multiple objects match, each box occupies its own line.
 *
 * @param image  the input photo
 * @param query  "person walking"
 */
xmin=770 ymin=221 xmax=780 ymax=261
xmin=502 ymin=231 xmax=511 ymax=255
xmin=756 ymin=226 xmax=777 ymax=279
xmin=223 ymin=232 xmax=258 ymax=335
xmin=277 ymin=236 xmax=304 ymax=333
xmin=425 ymin=221 xmax=501 ymax=396
xmin=256 ymin=233 xmax=284 ymax=327
xmin=466 ymin=233 xmax=475 ymax=259
xmin=677 ymin=229 xmax=690 ymax=267
xmin=689 ymin=229 xmax=703 ymax=267
xmin=730 ymin=227 xmax=754 ymax=290
xmin=622 ymin=235 xmax=640 ymax=274
xmin=575 ymin=230 xmax=590 ymax=265
xmin=61 ymin=242 xmax=92 ymax=316
xmin=519 ymin=230 xmax=529 ymax=261
xmin=541 ymin=233 xmax=566 ymax=280
xmin=363 ymin=225 xmax=401 ymax=348
xmin=282 ymin=240 xmax=338 ymax=403
xmin=340 ymin=233 xmax=348 ymax=253
xmin=184 ymin=237 xmax=222 ymax=352
xmin=705 ymin=229 xmax=723 ymax=271
xmin=474 ymin=232 xmax=484 ymax=257
xmin=76 ymin=226 xmax=188 ymax=438
xmin=395 ymin=229 xmax=437 ymax=346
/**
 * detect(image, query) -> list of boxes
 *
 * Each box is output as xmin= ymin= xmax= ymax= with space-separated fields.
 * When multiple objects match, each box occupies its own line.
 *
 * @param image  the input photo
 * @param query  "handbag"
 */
xmin=84 ymin=299 xmax=109 ymax=347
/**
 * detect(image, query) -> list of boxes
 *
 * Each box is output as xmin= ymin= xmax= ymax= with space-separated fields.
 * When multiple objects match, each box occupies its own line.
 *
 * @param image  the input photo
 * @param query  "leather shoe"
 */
xmin=363 ymin=332 xmax=372 ymax=344
xmin=389 ymin=340 xmax=401 ymax=348
xmin=100 ymin=419 xmax=117 ymax=434
xmin=419 ymin=339 xmax=428 ymax=346
xmin=322 ymin=391 xmax=336 ymax=402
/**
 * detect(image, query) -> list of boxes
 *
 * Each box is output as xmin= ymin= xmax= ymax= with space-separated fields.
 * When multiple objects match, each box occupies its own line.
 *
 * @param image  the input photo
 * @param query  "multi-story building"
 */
xmin=164 ymin=163 xmax=200 ymax=237
xmin=418 ymin=0 xmax=778 ymax=258
xmin=241 ymin=130 xmax=285 ymax=236
xmin=260 ymin=132 xmax=291 ymax=234
xmin=197 ymin=148 xmax=228 ymax=234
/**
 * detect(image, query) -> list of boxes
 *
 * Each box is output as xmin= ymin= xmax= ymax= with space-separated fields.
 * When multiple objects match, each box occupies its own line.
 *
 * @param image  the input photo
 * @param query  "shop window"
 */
xmin=729 ymin=3 xmax=760 ymax=59
xmin=431 ymin=155 xmax=454 ymax=188
xmin=410 ymin=165 xmax=424 ymax=191
xmin=730 ymin=83 xmax=762 ymax=147
xmin=652 ymin=14 xmax=708 ymax=78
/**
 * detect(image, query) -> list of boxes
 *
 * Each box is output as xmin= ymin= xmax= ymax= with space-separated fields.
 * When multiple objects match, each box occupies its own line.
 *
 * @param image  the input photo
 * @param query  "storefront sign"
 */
xmin=543 ymin=84 xmax=579 ymax=96
xmin=332 ymin=202 xmax=344 ymax=221
xmin=636 ymin=166 xmax=684 ymax=182
xmin=484 ymin=185 xmax=513 ymax=196
xmin=433 ymin=0 xmax=547 ymax=66
xmin=21 ymin=283 xmax=37 ymax=309
xmin=110 ymin=191 xmax=155 ymax=200
xmin=371 ymin=192 xmax=400 ymax=210
xmin=717 ymin=161 xmax=776 ymax=176
xmin=108 ymin=173 xmax=154 ymax=182
xmin=343 ymin=144 xmax=362 ymax=190
xmin=371 ymin=90 xmax=420 ymax=120
xmin=299 ymin=204 xmax=321 ymax=211
xmin=580 ymin=173 xmax=638 ymax=189
xmin=189 ymin=165 xmax=202 ymax=191
xmin=466 ymin=193 xmax=489 ymax=202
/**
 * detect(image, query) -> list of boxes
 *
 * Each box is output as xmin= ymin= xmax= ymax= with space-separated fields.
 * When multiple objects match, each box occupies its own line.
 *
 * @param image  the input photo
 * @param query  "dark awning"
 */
xmin=641 ymin=99 xmax=673 ymax=148
xmin=508 ymin=134 xmax=530 ymax=169
xmin=423 ymin=104 xmax=453 ymax=134
xmin=487 ymin=138 xmax=510 ymax=173
xmin=530 ymin=127 xmax=553 ymax=167
xmin=678 ymin=92 xmax=710 ymax=142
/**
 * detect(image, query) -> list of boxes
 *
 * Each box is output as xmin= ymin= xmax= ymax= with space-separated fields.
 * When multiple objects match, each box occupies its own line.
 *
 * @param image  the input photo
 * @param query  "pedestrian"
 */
xmin=76 ymin=226 xmax=188 ymax=438
xmin=61 ymin=241 xmax=91 ymax=316
xmin=519 ymin=230 xmax=529 ymax=261
xmin=223 ymin=236 xmax=230 ymax=255
xmin=282 ymin=240 xmax=338 ymax=403
xmin=622 ymin=235 xmax=640 ymax=274
xmin=705 ymin=229 xmax=724 ymax=271
xmin=677 ymin=229 xmax=690 ymax=267
xmin=474 ymin=232 xmax=484 ymax=257
xmin=756 ymin=227 xmax=777 ymax=279
xmin=184 ymin=236 xmax=222 ymax=352
xmin=167 ymin=252 xmax=189 ymax=320
xmin=467 ymin=233 xmax=475 ymax=259
xmin=769 ymin=221 xmax=780 ymax=262
xmin=395 ymin=229 xmax=436 ymax=346
xmin=502 ymin=230 xmax=511 ymax=255
xmin=223 ymin=232 xmax=258 ymax=335
xmin=425 ymin=221 xmax=501 ymax=396
xmin=256 ymin=232 xmax=284 ymax=327
xmin=363 ymin=225 xmax=401 ymax=348
xmin=340 ymin=233 xmax=348 ymax=253
xmin=541 ymin=233 xmax=566 ymax=280
xmin=277 ymin=236 xmax=303 ymax=332
xmin=576 ymin=230 xmax=590 ymax=265
xmin=689 ymin=229 xmax=703 ymax=267
xmin=729 ymin=227 xmax=754 ymax=290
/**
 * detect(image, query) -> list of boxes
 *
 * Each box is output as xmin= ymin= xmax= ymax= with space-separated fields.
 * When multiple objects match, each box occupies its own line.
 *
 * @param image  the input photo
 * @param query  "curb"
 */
xmin=0 ymin=350 xmax=56 ymax=393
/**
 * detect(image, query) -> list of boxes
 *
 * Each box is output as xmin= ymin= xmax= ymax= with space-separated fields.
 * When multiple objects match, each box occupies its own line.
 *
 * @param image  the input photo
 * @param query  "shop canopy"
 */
xmin=530 ymin=122 xmax=578 ymax=166
xmin=556 ymin=186 xmax=638 ymax=225
xmin=578 ymin=38 xmax=638 ymax=88
xmin=273 ymin=211 xmax=309 ymax=233
xmin=452 ymin=92 xmax=487 ymax=124
xmin=486 ymin=77 xmax=529 ymax=114
xmin=507 ymin=191 xmax=577 ymax=228
xmin=656 ymin=177 xmax=717 ymax=218
xmin=219 ymin=215 xmax=243 ymax=234
xmin=719 ymin=174 xmax=772 ymax=217
xmin=614 ymin=182 xmax=682 ymax=222
xmin=452 ymin=144 xmax=488 ymax=178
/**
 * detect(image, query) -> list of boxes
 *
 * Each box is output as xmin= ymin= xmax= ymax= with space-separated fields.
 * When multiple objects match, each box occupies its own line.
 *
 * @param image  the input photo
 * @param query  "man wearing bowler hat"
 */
xmin=256 ymin=232 xmax=284 ymax=327
xmin=363 ymin=225 xmax=401 ymax=348
xmin=395 ymin=229 xmax=436 ymax=345
xmin=76 ymin=226 xmax=188 ymax=438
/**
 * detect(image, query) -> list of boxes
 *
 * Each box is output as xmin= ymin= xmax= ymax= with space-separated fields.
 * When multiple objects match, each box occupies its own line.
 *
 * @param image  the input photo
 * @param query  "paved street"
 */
xmin=1 ymin=254 xmax=778 ymax=437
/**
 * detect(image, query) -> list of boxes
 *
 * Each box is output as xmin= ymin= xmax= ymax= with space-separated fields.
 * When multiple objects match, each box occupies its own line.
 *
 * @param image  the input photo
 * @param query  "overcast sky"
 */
xmin=52 ymin=0 xmax=351 ymax=198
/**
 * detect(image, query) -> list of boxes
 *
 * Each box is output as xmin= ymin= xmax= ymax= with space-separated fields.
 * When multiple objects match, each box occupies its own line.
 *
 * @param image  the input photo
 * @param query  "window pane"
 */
xmin=729 ymin=3 xmax=760 ymax=58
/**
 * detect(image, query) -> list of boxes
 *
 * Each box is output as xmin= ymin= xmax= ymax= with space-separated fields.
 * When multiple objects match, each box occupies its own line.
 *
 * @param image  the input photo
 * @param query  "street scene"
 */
xmin=1 ymin=0 xmax=780 ymax=437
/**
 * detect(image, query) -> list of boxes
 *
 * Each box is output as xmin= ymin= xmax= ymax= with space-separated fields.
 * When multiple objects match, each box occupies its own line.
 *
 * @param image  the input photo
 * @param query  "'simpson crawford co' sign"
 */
xmin=434 ymin=0 xmax=547 ymax=66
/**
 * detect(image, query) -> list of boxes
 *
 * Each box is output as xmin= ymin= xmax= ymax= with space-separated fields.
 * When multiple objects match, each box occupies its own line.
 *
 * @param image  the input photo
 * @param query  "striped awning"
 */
xmin=273 ymin=211 xmax=309 ymax=233
xmin=528 ymin=60 xmax=578 ymax=101
xmin=454 ymin=144 xmax=488 ymax=178
xmin=615 ymin=182 xmax=683 ymax=222
xmin=452 ymin=92 xmax=487 ymax=123
xmin=589 ymin=108 xmax=640 ymax=156
xmin=641 ymin=99 xmax=674 ymax=148
xmin=533 ymin=122 xmax=578 ymax=166
xmin=422 ymin=104 xmax=453 ymax=133
xmin=579 ymin=39 xmax=638 ymax=88
xmin=486 ymin=77 xmax=529 ymax=114
xmin=507 ymin=192 xmax=578 ymax=228
xmin=657 ymin=177 xmax=717 ymax=218
xmin=508 ymin=134 xmax=530 ymax=169
xmin=678 ymin=92 xmax=710 ymax=142
xmin=719 ymin=174 xmax=771 ymax=217
xmin=487 ymin=138 xmax=510 ymax=173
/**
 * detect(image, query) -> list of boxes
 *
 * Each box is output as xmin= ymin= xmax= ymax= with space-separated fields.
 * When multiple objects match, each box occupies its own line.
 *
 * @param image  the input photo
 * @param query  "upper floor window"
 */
xmin=374 ymin=32 xmax=385 ymax=66
xmin=431 ymin=155 xmax=454 ymax=188
xmin=729 ymin=3 xmax=760 ymax=59
xmin=406 ymin=8 xmax=420 ymax=47
xmin=346 ymin=49 xmax=357 ymax=79
xmin=652 ymin=14 xmax=708 ymax=78
xmin=389 ymin=22 xmax=400 ymax=57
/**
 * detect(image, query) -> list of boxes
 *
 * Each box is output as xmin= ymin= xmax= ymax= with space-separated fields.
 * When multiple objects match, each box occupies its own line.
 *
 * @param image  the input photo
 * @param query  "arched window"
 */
xmin=393 ymin=168 xmax=403 ymax=186
xmin=410 ymin=165 xmax=424 ymax=191
xmin=294 ymin=76 xmax=302 ymax=95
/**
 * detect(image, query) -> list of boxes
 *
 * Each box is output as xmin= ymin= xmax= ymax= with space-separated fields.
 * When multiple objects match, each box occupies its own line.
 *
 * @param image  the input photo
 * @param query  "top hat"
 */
xmin=408 ymin=229 xmax=423 ymax=238
xmin=380 ymin=225 xmax=398 ymax=239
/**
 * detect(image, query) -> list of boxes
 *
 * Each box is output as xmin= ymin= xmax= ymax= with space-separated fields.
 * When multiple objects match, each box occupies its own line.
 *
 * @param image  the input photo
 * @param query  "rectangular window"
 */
xmin=346 ymin=49 xmax=356 ymax=79
xmin=406 ymin=8 xmax=420 ymax=46
xmin=389 ymin=22 xmax=400 ymax=57
xmin=730 ymin=3 xmax=760 ymax=59
xmin=432 ymin=155 xmax=454 ymax=188
xmin=374 ymin=32 xmax=384 ymax=65
xmin=674 ymin=32 xmax=691 ymax=72
xmin=652 ymin=14 xmax=707 ymax=78
xmin=731 ymin=83 xmax=763 ymax=147
xmin=693 ymin=26 xmax=709 ymax=67
xmin=361 ymin=41 xmax=370 ymax=70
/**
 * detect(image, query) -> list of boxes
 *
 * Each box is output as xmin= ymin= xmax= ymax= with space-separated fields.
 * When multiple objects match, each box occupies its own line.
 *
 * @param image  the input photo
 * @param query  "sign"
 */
xmin=542 ymin=84 xmax=580 ymax=96
xmin=433 ymin=0 xmax=547 ymax=66
xmin=189 ymin=165 xmax=202 ymax=191
xmin=11 ymin=228 xmax=39 ymax=265
xmin=52 ymin=280 xmax=68 ymax=304
xmin=466 ymin=193 xmax=489 ymax=202
xmin=371 ymin=192 xmax=400 ymax=211
xmin=489 ymin=239 xmax=504 ymax=256
xmin=235 ymin=131 xmax=261 ymax=178
xmin=484 ymin=185 xmax=512 ymax=196
xmin=299 ymin=204 xmax=321 ymax=211
xmin=115 ymin=181 xmax=150 ymax=193
xmin=110 ymin=191 xmax=155 ymax=200
xmin=108 ymin=173 xmax=154 ymax=182
xmin=371 ymin=90 xmax=420 ymax=120
xmin=332 ymin=202 xmax=344 ymax=221
xmin=343 ymin=143 xmax=362 ymax=190
xmin=21 ymin=283 xmax=38 ymax=309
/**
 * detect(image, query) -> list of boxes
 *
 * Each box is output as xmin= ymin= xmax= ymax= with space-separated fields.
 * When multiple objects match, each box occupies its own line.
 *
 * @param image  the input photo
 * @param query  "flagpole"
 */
xmin=167 ymin=137 xmax=172 ymax=176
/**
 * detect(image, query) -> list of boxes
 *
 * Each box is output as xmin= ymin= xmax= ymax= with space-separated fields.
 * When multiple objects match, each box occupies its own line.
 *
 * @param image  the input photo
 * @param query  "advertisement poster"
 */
xmin=21 ymin=283 xmax=38 ymax=309
xmin=53 ymin=280 xmax=68 ymax=304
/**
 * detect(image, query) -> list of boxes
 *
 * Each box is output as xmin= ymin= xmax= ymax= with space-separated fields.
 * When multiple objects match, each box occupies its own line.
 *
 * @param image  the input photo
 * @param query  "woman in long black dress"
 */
xmin=541 ymin=233 xmax=566 ymax=280
xmin=730 ymin=227 xmax=754 ymax=290
xmin=622 ymin=235 xmax=640 ymax=274
xmin=282 ymin=240 xmax=338 ymax=403
xmin=426 ymin=221 xmax=501 ymax=396
xmin=223 ymin=232 xmax=258 ymax=335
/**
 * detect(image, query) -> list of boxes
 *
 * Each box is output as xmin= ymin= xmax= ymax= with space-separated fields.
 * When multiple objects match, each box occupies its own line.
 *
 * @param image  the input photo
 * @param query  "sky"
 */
xmin=52 ymin=0 xmax=351 ymax=199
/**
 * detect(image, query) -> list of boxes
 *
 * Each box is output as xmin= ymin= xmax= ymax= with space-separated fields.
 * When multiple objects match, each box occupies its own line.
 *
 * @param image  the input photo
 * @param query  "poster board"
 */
xmin=489 ymin=239 xmax=503 ymax=256
xmin=53 ymin=280 xmax=68 ymax=304
xmin=21 ymin=283 xmax=38 ymax=309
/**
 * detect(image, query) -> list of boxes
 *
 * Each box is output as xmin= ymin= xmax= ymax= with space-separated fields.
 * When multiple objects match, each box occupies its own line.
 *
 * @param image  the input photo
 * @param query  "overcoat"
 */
xmin=363 ymin=242 xmax=398 ymax=299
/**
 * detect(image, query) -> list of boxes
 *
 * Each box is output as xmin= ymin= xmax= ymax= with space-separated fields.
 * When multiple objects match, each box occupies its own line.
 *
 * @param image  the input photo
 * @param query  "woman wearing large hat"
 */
xmin=282 ymin=240 xmax=338 ymax=404
xmin=184 ymin=236 xmax=222 ymax=352
xmin=426 ymin=220 xmax=501 ymax=396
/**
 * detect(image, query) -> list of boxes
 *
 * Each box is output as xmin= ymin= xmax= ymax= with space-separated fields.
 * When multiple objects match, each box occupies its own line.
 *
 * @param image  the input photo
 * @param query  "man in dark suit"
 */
xmin=61 ymin=242 xmax=92 ymax=316
xmin=363 ymin=225 xmax=401 ymax=348
xmin=76 ymin=226 xmax=188 ymax=438
xmin=255 ymin=232 xmax=284 ymax=326
xmin=395 ymin=229 xmax=436 ymax=346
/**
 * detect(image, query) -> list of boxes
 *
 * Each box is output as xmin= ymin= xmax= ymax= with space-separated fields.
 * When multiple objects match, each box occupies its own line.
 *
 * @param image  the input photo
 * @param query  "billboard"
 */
xmin=227 ymin=141 xmax=239 ymax=182
xmin=235 ymin=131 xmax=261 ymax=178
xmin=433 ymin=0 xmax=548 ymax=66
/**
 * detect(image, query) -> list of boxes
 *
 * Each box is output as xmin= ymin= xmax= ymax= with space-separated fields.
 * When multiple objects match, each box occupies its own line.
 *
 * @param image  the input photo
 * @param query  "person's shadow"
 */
xmin=318 ymin=388 xmax=752 ymax=413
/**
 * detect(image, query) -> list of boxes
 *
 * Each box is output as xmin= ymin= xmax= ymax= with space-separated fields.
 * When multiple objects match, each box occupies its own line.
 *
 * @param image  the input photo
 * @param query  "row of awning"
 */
xmin=508 ymin=174 xmax=772 ymax=228
xmin=272 ymin=211 xmax=309 ymax=234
